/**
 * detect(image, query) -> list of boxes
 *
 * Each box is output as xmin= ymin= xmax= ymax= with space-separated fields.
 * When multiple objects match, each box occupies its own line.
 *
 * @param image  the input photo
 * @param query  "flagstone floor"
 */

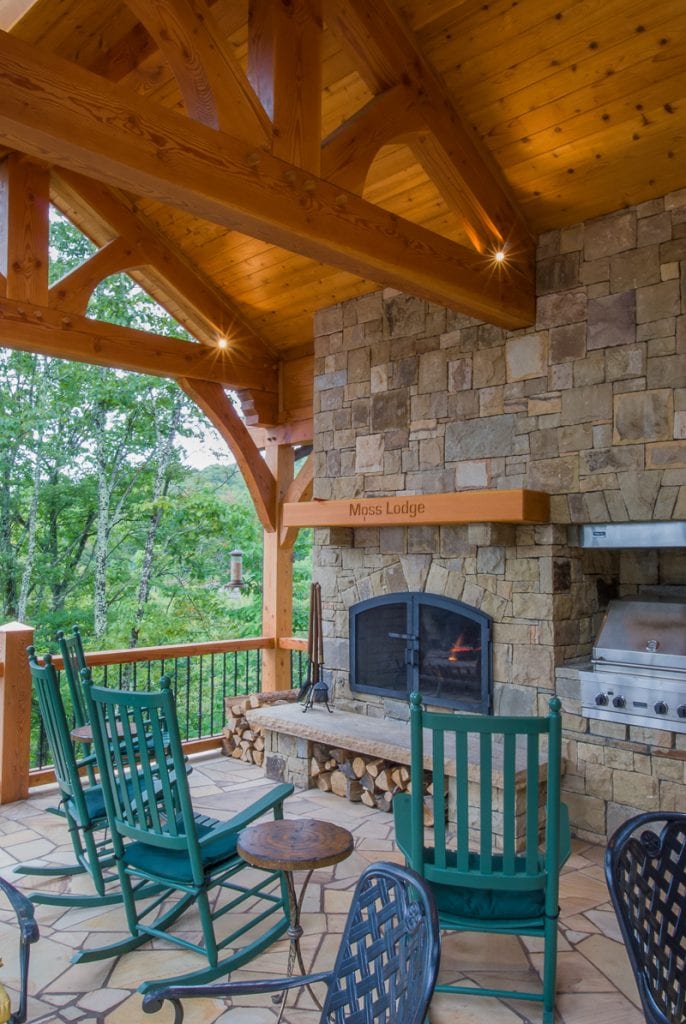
xmin=0 ymin=753 xmax=643 ymax=1024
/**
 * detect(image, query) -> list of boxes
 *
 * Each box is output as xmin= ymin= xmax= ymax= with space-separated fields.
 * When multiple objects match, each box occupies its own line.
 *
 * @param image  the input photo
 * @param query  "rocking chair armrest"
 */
xmin=0 ymin=876 xmax=40 ymax=945
xmin=221 ymin=782 xmax=295 ymax=835
xmin=74 ymin=752 xmax=98 ymax=771
xmin=142 ymin=970 xmax=333 ymax=1017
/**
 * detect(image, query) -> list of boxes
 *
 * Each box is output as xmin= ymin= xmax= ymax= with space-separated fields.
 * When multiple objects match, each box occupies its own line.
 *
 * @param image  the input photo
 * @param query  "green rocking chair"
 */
xmin=74 ymin=671 xmax=294 ymax=992
xmin=14 ymin=649 xmax=127 ymax=906
xmin=55 ymin=626 xmax=90 ymax=733
xmin=393 ymin=693 xmax=570 ymax=1024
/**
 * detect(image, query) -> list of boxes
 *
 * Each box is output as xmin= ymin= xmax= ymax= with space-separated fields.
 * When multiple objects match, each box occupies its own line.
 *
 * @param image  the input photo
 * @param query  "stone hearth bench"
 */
xmin=246 ymin=703 xmax=551 ymax=847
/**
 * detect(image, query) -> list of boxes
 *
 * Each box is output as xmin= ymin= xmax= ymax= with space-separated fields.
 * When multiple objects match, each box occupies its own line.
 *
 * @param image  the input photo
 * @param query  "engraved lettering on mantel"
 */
xmin=349 ymin=499 xmax=426 ymax=522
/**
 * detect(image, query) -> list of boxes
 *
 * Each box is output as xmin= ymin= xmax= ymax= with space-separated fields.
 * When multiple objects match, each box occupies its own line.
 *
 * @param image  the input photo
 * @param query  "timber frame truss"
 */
xmin=0 ymin=0 xmax=535 ymax=688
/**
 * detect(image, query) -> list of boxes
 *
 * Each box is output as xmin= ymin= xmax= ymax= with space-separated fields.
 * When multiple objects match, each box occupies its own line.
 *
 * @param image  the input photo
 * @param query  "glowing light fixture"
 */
xmin=217 ymin=336 xmax=228 ymax=350
xmin=494 ymin=249 xmax=506 ymax=263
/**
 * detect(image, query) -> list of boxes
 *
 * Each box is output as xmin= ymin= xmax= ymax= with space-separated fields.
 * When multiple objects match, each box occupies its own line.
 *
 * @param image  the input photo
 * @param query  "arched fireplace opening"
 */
xmin=349 ymin=592 xmax=492 ymax=713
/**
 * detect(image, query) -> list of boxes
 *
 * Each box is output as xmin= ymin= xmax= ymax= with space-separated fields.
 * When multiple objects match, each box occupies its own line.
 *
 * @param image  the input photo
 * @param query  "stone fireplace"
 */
xmin=349 ymin=592 xmax=492 ymax=712
xmin=310 ymin=187 xmax=686 ymax=843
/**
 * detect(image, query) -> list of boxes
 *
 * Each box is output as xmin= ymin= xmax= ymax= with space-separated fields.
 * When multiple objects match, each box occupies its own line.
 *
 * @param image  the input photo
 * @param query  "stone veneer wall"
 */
xmin=311 ymin=189 xmax=686 ymax=843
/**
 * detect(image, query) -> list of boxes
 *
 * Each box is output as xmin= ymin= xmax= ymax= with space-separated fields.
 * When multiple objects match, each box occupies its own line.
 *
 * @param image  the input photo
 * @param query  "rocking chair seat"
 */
xmin=123 ymin=819 xmax=240 ymax=883
xmin=395 ymin=823 xmax=544 ymax=921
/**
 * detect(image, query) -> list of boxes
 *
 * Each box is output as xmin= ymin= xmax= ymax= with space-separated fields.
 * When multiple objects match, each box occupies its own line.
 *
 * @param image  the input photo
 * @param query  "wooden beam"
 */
xmin=283 ymin=489 xmax=551 ymax=528
xmin=280 ymin=452 xmax=314 ymax=547
xmin=0 ymin=621 xmax=33 ymax=803
xmin=49 ymin=236 xmax=143 ymax=314
xmin=321 ymin=84 xmax=423 ymax=192
xmin=248 ymin=0 xmax=323 ymax=173
xmin=1 ymin=153 xmax=49 ymax=303
xmin=262 ymin=441 xmax=294 ymax=691
xmin=124 ymin=0 xmax=271 ymax=144
xmin=53 ymin=170 xmax=278 ymax=362
xmin=52 ymin=169 xmax=280 ymax=422
xmin=177 ymin=377 xmax=277 ymax=532
xmin=325 ymin=0 xmax=533 ymax=257
xmin=0 ymin=295 xmax=276 ymax=393
xmin=0 ymin=32 xmax=534 ymax=329
xmin=249 ymin=418 xmax=314 ymax=448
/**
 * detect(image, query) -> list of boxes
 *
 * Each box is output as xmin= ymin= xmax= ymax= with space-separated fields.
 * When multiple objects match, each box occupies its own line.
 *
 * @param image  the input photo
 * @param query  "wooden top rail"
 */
xmin=48 ymin=635 xmax=275 ymax=671
xmin=278 ymin=636 xmax=308 ymax=652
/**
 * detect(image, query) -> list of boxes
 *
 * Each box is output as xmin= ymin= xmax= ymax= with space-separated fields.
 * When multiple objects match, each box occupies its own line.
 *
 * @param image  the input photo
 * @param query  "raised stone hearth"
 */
xmin=247 ymin=702 xmax=550 ymax=849
xmin=308 ymin=189 xmax=686 ymax=842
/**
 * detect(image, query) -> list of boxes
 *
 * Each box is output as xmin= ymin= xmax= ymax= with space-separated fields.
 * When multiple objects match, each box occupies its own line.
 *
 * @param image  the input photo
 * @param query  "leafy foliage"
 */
xmin=2 ymin=209 xmax=312 ymax=655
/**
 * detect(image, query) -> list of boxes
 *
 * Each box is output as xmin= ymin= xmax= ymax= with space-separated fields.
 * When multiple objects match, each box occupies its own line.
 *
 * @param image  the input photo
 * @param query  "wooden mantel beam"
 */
xmin=0 ymin=32 xmax=534 ymax=329
xmin=283 ymin=490 xmax=550 ymax=528
xmin=0 ymin=295 xmax=277 ymax=393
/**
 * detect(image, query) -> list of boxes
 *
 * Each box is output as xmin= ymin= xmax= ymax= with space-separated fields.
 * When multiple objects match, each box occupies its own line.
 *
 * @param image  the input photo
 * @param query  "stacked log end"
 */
xmin=310 ymin=743 xmax=437 ymax=821
xmin=222 ymin=689 xmax=298 ymax=767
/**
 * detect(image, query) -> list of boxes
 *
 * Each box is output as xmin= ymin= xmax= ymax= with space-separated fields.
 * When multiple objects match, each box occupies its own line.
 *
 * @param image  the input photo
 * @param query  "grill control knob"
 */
xmin=677 ymin=705 xmax=686 ymax=719
xmin=654 ymin=700 xmax=668 ymax=715
xmin=612 ymin=695 xmax=626 ymax=709
xmin=595 ymin=693 xmax=609 ymax=707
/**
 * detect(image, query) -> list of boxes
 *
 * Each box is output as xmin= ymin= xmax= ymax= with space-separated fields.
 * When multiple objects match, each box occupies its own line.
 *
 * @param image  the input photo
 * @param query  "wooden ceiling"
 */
xmin=0 ymin=0 xmax=685 ymax=431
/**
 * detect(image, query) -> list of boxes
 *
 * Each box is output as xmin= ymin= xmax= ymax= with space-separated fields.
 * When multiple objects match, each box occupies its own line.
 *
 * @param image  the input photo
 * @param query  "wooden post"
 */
xmin=0 ymin=622 xmax=34 ymax=803
xmin=262 ymin=442 xmax=294 ymax=692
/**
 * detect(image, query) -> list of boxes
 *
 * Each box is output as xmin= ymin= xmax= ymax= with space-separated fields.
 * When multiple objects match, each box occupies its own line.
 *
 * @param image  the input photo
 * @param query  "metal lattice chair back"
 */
xmin=605 ymin=812 xmax=686 ymax=1024
xmin=322 ymin=861 xmax=439 ymax=1024
xmin=141 ymin=860 xmax=440 ymax=1024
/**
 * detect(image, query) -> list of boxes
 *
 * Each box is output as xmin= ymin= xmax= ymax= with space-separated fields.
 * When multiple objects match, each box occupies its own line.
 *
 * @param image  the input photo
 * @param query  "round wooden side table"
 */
xmin=237 ymin=817 xmax=354 ymax=1019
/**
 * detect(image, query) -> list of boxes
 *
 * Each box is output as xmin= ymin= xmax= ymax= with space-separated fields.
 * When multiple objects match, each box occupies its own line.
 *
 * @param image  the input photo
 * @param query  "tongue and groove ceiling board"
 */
xmin=0 ymin=0 xmax=684 ymax=428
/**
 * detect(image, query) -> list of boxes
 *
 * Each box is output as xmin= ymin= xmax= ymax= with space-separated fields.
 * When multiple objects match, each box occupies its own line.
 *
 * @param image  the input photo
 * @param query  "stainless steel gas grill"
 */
xmin=579 ymin=599 xmax=686 ymax=733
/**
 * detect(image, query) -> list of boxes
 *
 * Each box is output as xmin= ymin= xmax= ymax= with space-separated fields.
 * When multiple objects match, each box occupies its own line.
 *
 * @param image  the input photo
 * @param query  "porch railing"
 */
xmin=22 ymin=633 xmax=308 ymax=786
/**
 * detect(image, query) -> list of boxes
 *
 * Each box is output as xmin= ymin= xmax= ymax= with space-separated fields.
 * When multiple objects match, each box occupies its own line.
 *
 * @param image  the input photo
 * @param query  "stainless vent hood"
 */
xmin=577 ymin=521 xmax=686 ymax=548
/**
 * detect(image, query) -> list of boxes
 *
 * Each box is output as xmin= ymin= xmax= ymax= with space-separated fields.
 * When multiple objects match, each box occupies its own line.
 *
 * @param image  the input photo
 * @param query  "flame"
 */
xmin=447 ymin=633 xmax=481 ymax=662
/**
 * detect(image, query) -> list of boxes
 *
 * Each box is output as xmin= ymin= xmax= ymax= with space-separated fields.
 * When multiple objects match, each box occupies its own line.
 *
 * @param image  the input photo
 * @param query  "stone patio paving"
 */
xmin=0 ymin=753 xmax=643 ymax=1024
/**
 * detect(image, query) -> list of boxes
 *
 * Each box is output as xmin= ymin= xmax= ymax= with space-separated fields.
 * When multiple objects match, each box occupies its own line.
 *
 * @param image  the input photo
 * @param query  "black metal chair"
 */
xmin=0 ymin=875 xmax=40 ymax=1024
xmin=605 ymin=811 xmax=686 ymax=1024
xmin=141 ymin=860 xmax=441 ymax=1024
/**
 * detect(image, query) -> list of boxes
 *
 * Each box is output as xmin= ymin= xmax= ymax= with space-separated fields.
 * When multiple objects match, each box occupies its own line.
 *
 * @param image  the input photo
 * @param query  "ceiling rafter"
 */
xmin=123 ymin=0 xmax=271 ymax=144
xmin=324 ymin=0 xmax=534 ymax=258
xmin=0 ymin=295 xmax=272 ymax=392
xmin=0 ymin=31 xmax=535 ymax=328
xmin=321 ymin=84 xmax=424 ymax=192
xmin=248 ymin=0 xmax=322 ymax=173
xmin=51 ymin=169 xmax=280 ymax=422
xmin=178 ymin=376 xmax=277 ymax=532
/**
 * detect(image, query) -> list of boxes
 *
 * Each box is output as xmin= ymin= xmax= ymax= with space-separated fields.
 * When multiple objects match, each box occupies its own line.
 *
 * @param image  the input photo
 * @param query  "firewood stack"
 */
xmin=222 ymin=689 xmax=298 ymax=766
xmin=310 ymin=742 xmax=440 ymax=822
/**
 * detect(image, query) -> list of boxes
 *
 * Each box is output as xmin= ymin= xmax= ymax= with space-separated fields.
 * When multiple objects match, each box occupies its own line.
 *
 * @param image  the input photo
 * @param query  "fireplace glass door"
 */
xmin=350 ymin=593 xmax=492 ymax=712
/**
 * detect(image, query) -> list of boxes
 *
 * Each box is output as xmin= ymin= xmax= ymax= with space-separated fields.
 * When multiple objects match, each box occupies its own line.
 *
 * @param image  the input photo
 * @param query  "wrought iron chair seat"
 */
xmin=605 ymin=811 xmax=686 ymax=1024
xmin=0 ymin=875 xmax=40 ymax=1024
xmin=393 ymin=693 xmax=570 ymax=1024
xmin=75 ymin=672 xmax=294 ymax=991
xmin=141 ymin=860 xmax=441 ymax=1024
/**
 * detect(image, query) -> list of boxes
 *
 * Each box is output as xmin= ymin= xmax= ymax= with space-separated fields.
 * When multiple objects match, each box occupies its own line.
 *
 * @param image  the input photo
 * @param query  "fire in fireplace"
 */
xmin=349 ymin=592 xmax=492 ymax=712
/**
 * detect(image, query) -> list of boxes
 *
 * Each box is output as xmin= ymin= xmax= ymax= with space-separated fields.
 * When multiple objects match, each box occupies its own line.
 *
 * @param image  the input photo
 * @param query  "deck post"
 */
xmin=262 ymin=442 xmax=294 ymax=691
xmin=0 ymin=621 xmax=34 ymax=803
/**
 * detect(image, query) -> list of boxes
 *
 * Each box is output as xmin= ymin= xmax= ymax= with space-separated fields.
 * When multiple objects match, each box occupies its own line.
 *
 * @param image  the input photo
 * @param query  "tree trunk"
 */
xmin=17 ymin=445 xmax=42 ymax=622
xmin=129 ymin=396 xmax=182 ymax=648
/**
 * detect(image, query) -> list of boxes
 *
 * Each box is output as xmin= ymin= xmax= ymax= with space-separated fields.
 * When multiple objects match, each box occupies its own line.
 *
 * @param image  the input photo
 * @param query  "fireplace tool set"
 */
xmin=300 ymin=582 xmax=332 ymax=712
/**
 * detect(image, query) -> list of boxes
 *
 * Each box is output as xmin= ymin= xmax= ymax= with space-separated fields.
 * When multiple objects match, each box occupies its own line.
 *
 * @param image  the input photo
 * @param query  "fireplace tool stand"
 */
xmin=300 ymin=582 xmax=333 ymax=713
